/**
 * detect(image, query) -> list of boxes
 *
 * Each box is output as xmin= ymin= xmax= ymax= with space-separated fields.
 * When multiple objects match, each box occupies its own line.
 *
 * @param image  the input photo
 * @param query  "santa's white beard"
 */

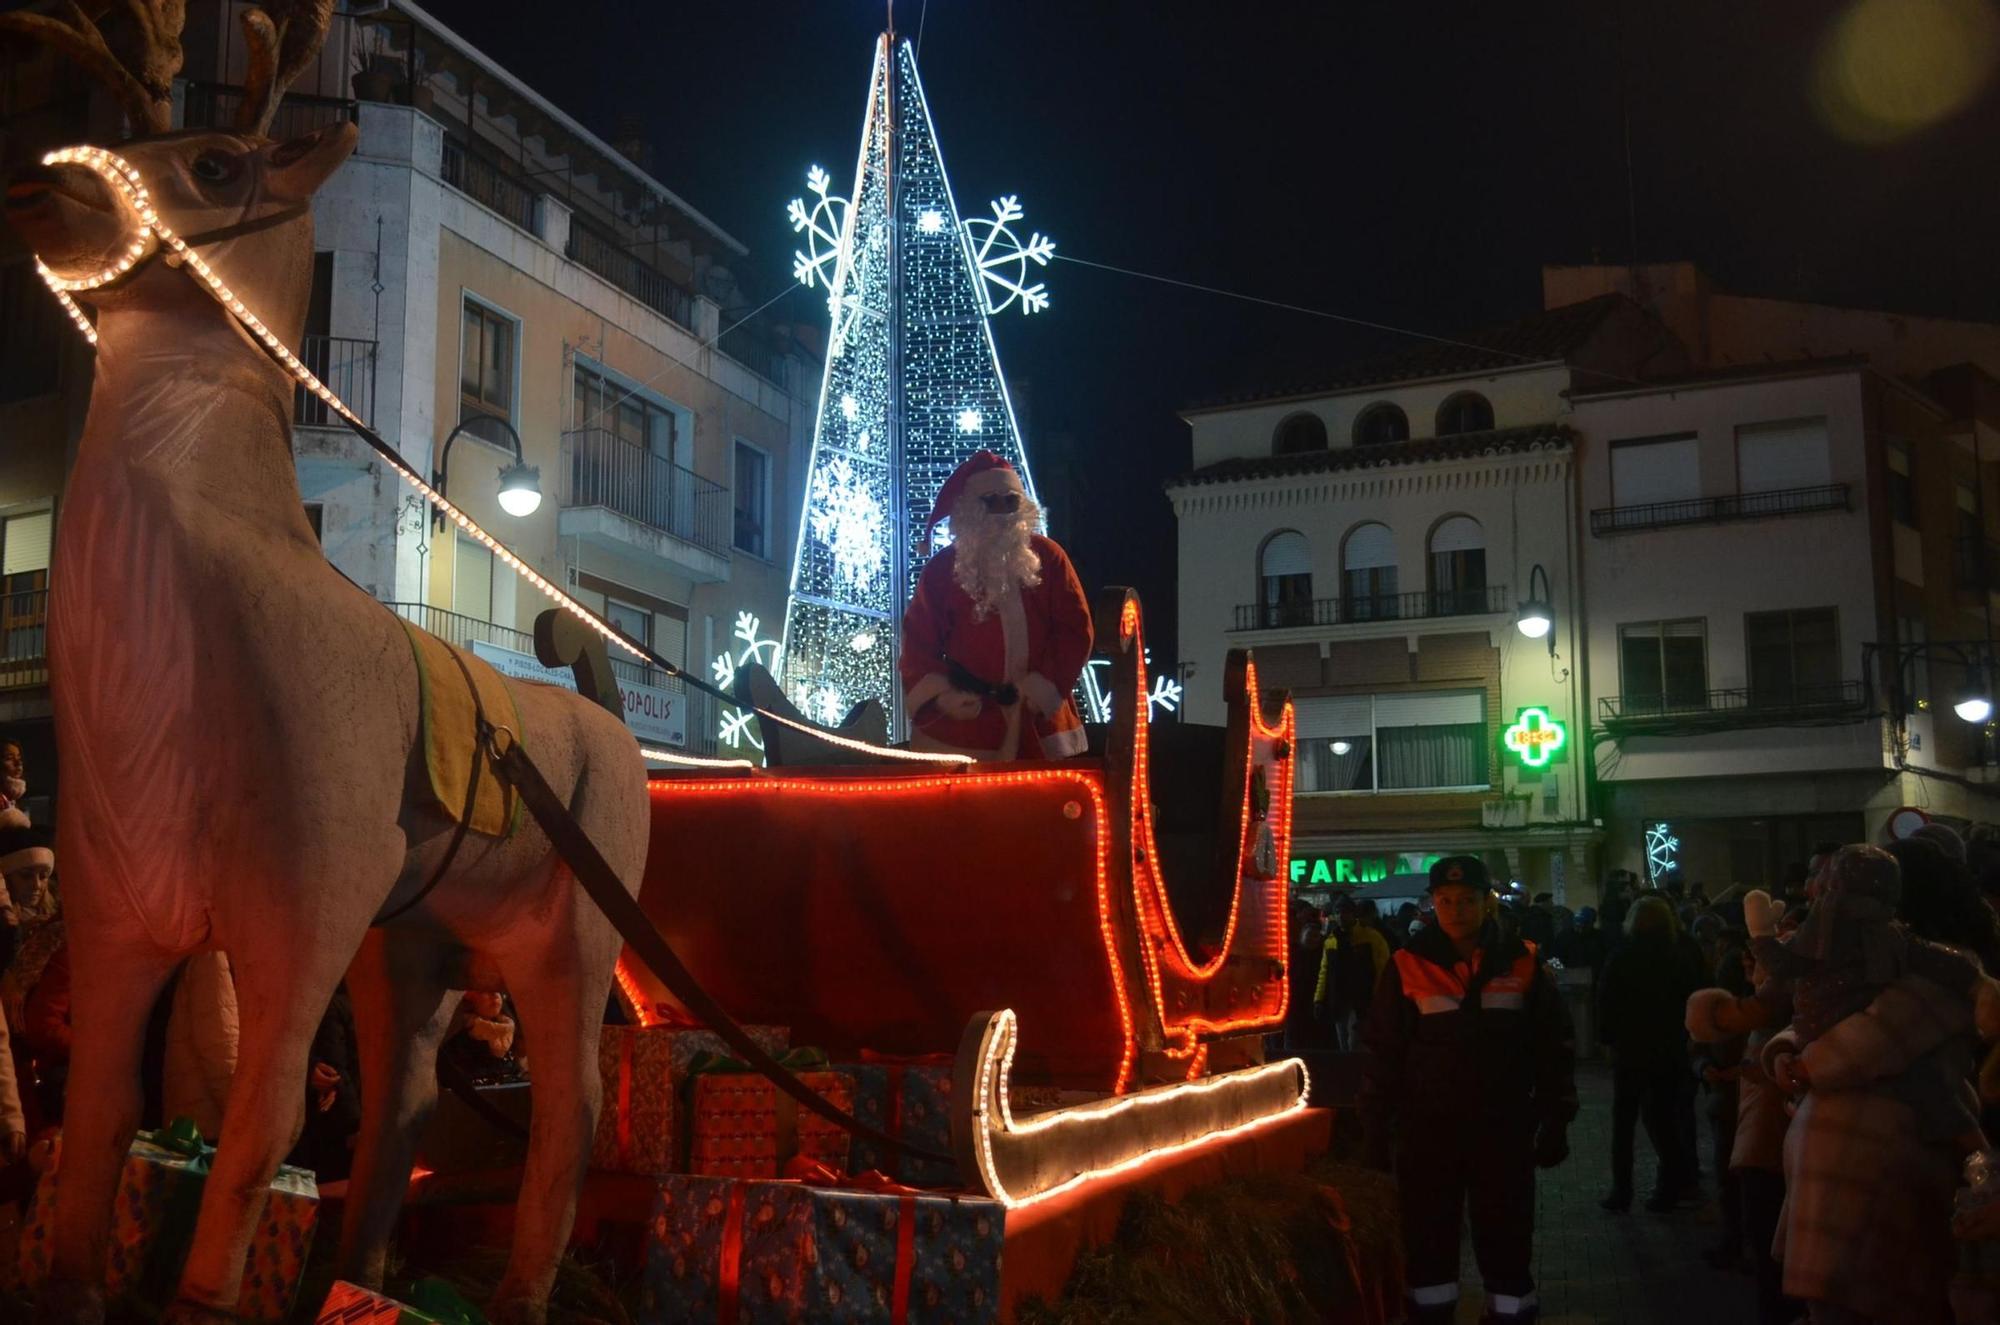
xmin=951 ymin=501 xmax=1043 ymax=619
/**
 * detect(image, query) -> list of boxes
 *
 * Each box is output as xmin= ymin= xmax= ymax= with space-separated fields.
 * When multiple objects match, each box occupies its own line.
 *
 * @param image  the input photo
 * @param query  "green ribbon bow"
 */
xmin=137 ymin=1115 xmax=214 ymax=1172
xmin=685 ymin=1045 xmax=830 ymax=1080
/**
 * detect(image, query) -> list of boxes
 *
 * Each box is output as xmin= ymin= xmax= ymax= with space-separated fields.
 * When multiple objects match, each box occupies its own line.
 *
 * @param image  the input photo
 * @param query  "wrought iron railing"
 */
xmin=1233 ymin=583 xmax=1508 ymax=631
xmin=716 ymin=321 xmax=785 ymax=385
xmin=561 ymin=429 xmax=730 ymax=556
xmin=1598 ymin=679 xmax=1867 ymax=723
xmin=294 ymin=335 xmax=375 ymax=427
xmin=440 ymin=135 xmax=537 ymax=232
xmin=565 ymin=215 xmax=695 ymax=331
xmin=0 ymin=587 xmax=48 ymax=689
xmin=1590 ymin=483 xmax=1851 ymax=536
xmin=181 ymin=81 xmax=358 ymax=140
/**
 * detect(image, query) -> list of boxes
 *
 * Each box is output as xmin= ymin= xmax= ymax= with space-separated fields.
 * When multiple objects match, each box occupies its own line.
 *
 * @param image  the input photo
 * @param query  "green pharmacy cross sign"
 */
xmin=1503 ymin=706 xmax=1568 ymax=768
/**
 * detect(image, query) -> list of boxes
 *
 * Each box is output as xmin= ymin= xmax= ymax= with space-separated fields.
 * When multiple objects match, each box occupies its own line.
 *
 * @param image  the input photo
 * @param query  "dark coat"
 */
xmin=1359 ymin=922 xmax=1577 ymax=1143
xmin=1597 ymin=931 xmax=1704 ymax=1072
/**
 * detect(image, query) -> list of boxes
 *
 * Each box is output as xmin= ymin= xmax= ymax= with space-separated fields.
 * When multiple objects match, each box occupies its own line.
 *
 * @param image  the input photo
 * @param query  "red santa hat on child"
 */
xmin=924 ymin=451 xmax=1024 ymax=551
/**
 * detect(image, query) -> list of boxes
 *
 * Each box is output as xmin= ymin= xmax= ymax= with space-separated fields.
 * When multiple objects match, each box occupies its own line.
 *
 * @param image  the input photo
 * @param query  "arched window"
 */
xmin=1273 ymin=413 xmax=1328 ymax=456
xmin=1436 ymin=392 xmax=1494 ymax=436
xmin=1257 ymin=530 xmax=1314 ymax=628
xmin=1429 ymin=515 xmax=1488 ymax=616
xmin=1341 ymin=522 xmax=1398 ymax=621
xmin=1353 ymin=403 xmax=1409 ymax=447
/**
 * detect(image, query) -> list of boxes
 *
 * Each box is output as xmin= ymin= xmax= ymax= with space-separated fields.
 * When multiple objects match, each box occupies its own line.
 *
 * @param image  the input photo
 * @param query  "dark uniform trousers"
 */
xmin=1399 ymin=1114 xmax=1537 ymax=1320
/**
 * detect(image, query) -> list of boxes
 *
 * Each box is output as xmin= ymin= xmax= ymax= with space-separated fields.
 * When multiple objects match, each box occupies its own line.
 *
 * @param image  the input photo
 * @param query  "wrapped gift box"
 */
xmin=840 ymin=1058 xmax=958 ymax=1187
xmin=642 ymin=1172 xmax=1004 ymax=1324
xmin=592 ymin=1022 xmax=788 ymax=1175
xmin=316 ymin=1277 xmax=487 ymax=1324
xmin=688 ymin=1069 xmax=856 ymax=1179
xmin=19 ymin=1124 xmax=318 ymax=1322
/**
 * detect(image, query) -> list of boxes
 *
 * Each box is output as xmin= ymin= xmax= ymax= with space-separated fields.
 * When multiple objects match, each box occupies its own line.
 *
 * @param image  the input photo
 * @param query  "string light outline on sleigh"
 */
xmin=25 ymin=145 xmax=963 ymax=769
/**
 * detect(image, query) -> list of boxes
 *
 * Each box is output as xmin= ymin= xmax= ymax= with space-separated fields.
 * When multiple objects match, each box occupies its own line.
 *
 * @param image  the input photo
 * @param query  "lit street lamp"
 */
xmin=1516 ymin=563 xmax=1555 ymax=653
xmin=433 ymin=415 xmax=541 ymax=531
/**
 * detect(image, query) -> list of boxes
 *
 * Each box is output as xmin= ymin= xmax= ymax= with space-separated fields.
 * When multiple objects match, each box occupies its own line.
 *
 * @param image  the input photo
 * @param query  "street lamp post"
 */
xmin=1875 ymin=638 xmax=1996 ymax=726
xmin=1516 ymin=562 xmax=1555 ymax=656
xmin=433 ymin=415 xmax=542 ymax=532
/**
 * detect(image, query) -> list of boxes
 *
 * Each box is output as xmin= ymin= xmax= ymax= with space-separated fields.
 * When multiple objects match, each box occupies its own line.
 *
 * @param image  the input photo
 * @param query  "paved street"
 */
xmin=1461 ymin=1060 xmax=1761 ymax=1325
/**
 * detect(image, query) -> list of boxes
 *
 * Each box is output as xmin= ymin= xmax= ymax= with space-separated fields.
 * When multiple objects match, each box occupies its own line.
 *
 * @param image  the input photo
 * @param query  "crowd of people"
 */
xmin=1290 ymin=827 xmax=2000 ymax=1325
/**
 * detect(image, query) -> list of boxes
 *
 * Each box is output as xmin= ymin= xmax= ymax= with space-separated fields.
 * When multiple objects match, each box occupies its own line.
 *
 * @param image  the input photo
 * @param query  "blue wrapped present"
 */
xmin=641 ymin=1171 xmax=1003 ymax=1323
xmin=839 ymin=1056 xmax=959 ymax=1188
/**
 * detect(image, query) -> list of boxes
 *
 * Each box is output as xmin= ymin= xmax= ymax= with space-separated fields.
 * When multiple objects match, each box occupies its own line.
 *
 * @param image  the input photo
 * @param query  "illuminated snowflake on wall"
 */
xmin=808 ymin=457 xmax=888 ymax=593
xmin=964 ymin=194 xmax=1055 ymax=315
xmin=777 ymin=36 xmax=1053 ymax=732
xmin=1645 ymin=822 xmax=1681 ymax=884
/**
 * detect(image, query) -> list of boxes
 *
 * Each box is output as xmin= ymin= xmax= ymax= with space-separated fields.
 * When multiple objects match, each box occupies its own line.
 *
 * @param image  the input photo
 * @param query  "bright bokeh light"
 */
xmin=1813 ymin=0 xmax=1999 ymax=145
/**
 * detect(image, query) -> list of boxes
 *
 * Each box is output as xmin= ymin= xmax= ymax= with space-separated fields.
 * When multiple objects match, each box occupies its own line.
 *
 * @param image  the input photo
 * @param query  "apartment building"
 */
xmin=1555 ymin=262 xmax=2000 ymax=884
xmin=1168 ymin=297 xmax=1685 ymax=904
xmin=0 ymin=1 xmax=819 ymax=768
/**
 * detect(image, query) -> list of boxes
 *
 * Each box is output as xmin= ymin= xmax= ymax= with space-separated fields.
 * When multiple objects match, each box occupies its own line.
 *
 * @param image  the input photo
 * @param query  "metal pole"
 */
xmin=885 ymin=32 xmax=905 ymax=737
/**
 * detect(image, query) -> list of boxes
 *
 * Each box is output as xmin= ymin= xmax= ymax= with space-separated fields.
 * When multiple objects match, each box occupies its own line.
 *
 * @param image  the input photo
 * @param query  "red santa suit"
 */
xmin=899 ymin=454 xmax=1093 ymax=760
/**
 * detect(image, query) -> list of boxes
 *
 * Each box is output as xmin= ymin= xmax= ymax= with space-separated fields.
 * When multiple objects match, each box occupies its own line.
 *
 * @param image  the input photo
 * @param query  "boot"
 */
xmin=1599 ymin=1187 xmax=1632 ymax=1212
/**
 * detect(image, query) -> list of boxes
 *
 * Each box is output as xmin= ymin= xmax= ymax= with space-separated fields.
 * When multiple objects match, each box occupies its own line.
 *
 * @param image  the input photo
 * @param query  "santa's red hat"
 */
xmin=924 ymin=451 xmax=1022 ymax=550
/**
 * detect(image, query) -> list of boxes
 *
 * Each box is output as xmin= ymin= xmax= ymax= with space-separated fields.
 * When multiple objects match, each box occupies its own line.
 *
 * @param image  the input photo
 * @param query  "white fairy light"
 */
xmin=917 ymin=208 xmax=946 ymax=234
xmin=31 ymin=145 xmax=970 ymax=769
xmin=956 ymin=407 xmax=983 ymax=434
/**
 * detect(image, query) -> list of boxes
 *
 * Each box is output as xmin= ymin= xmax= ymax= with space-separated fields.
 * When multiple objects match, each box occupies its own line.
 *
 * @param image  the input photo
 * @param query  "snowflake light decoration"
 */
xmin=964 ymin=195 xmax=1054 ymax=315
xmin=787 ymin=165 xmax=851 ymax=293
xmin=1077 ymin=654 xmax=1179 ymax=726
xmin=808 ymin=457 xmax=888 ymax=593
xmin=956 ymin=408 xmax=983 ymax=434
xmin=1645 ymin=822 xmax=1681 ymax=883
xmin=917 ymin=208 xmax=946 ymax=234
xmin=711 ymin=612 xmax=785 ymax=753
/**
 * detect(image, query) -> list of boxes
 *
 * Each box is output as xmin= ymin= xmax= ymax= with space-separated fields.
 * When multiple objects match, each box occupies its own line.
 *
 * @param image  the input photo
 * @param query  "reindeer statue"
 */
xmin=0 ymin=5 xmax=649 ymax=1322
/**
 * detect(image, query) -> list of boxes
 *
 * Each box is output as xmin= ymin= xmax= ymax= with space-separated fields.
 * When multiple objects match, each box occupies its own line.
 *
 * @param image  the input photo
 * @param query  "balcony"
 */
xmin=182 ymin=81 xmax=357 ymax=140
xmin=1598 ymin=680 xmax=1868 ymax=728
xmin=558 ymin=429 xmax=731 ymax=582
xmin=565 ymin=214 xmax=695 ymax=332
xmin=1232 ymin=584 xmax=1509 ymax=632
xmin=1590 ymin=482 xmax=1851 ymax=536
xmin=440 ymin=135 xmax=537 ymax=232
xmin=294 ymin=336 xmax=376 ymax=428
xmin=0 ymin=588 xmax=48 ymax=691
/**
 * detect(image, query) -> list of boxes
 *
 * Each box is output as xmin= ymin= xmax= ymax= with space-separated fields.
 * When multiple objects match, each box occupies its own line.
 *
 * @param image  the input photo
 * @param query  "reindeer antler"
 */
xmin=0 ymin=1 xmax=186 ymax=136
xmin=236 ymin=0 xmax=334 ymax=138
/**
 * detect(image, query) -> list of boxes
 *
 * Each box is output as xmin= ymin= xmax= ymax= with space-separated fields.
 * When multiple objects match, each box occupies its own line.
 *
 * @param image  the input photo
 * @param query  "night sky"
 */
xmin=417 ymin=0 xmax=2000 ymax=664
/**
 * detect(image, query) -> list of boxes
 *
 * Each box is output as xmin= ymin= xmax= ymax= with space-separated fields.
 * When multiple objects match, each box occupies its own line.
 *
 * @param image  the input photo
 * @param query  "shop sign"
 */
xmin=1502 ymin=706 xmax=1568 ymax=767
xmin=471 ymin=640 xmax=687 ymax=748
xmin=1290 ymin=852 xmax=1442 ymax=886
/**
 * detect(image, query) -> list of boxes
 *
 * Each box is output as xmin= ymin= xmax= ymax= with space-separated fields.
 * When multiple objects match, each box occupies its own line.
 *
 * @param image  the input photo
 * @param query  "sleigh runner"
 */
xmin=618 ymin=589 xmax=1309 ymax=1205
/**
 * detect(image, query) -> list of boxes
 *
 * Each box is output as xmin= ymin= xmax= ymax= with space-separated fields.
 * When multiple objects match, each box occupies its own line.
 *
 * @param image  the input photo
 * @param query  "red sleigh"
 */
xmin=617 ymin=591 xmax=1308 ymax=1206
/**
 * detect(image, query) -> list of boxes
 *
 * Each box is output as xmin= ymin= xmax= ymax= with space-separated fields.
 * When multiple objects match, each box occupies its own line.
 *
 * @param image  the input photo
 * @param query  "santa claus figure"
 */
xmin=899 ymin=452 xmax=1093 ymax=760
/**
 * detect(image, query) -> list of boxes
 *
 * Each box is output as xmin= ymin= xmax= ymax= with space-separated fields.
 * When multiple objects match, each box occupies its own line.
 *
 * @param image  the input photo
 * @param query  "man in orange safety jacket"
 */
xmin=1359 ymin=855 xmax=1576 ymax=1325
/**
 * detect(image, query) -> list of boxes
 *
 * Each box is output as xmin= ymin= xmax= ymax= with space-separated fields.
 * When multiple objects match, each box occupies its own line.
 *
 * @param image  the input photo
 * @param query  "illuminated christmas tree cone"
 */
xmin=777 ymin=33 xmax=1054 ymax=735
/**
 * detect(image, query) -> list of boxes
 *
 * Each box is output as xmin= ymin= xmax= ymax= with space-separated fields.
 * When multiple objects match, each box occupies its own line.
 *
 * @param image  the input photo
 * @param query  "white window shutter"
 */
xmin=1344 ymin=522 xmax=1395 ymax=570
xmin=1737 ymin=419 xmax=1831 ymax=493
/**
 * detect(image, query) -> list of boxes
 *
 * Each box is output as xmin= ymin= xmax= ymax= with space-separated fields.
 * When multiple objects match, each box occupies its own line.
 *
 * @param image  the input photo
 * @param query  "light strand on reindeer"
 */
xmin=28 ymin=142 xmax=970 ymax=770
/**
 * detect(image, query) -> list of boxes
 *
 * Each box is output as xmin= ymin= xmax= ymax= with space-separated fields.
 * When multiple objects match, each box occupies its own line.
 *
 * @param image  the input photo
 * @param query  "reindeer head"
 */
xmin=6 ymin=124 xmax=355 ymax=344
xmin=0 ymin=1 xmax=343 ymax=344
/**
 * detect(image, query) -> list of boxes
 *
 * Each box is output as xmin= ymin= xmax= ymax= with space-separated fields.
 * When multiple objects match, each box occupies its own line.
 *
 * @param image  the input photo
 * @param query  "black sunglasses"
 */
xmin=978 ymin=492 xmax=1022 ymax=514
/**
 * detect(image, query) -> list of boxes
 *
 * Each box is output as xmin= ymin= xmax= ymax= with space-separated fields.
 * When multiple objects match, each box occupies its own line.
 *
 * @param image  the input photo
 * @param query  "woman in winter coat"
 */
xmin=1597 ymin=895 xmax=1705 ymax=1212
